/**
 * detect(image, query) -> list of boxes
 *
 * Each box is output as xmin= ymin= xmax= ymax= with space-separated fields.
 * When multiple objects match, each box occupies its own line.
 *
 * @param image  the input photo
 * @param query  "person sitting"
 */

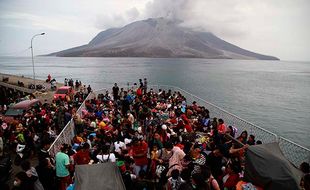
xmin=96 ymin=145 xmax=116 ymax=163
xmin=191 ymin=144 xmax=206 ymax=175
xmin=222 ymin=162 xmax=240 ymax=190
xmin=247 ymin=135 xmax=256 ymax=145
xmin=12 ymin=171 xmax=35 ymax=190
xmin=300 ymin=162 xmax=310 ymax=175
xmin=167 ymin=169 xmax=184 ymax=190
xmin=302 ymin=174 xmax=310 ymax=190
xmin=20 ymin=160 xmax=44 ymax=190
xmin=237 ymin=131 xmax=248 ymax=145
xmin=191 ymin=172 xmax=209 ymax=190
xmin=74 ymin=143 xmax=91 ymax=165
xmin=217 ymin=119 xmax=226 ymax=135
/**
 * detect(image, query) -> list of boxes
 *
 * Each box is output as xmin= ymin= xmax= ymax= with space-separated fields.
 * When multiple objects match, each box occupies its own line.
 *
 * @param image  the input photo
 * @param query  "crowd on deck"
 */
xmin=0 ymin=78 xmax=309 ymax=190
xmin=0 ymin=79 xmax=91 ymax=190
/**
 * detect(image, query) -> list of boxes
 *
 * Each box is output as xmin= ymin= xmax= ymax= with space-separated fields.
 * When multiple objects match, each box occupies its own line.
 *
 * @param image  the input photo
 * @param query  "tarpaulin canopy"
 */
xmin=244 ymin=142 xmax=302 ymax=190
xmin=75 ymin=163 xmax=126 ymax=190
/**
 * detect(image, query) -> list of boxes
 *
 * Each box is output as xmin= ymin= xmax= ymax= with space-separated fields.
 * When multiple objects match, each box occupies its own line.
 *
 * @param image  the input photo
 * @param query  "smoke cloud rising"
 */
xmin=0 ymin=0 xmax=309 ymax=60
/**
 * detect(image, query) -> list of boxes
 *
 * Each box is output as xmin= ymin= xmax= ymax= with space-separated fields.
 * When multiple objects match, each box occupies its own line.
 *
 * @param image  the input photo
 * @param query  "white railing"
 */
xmin=48 ymin=84 xmax=310 ymax=167
xmin=278 ymin=136 xmax=310 ymax=166
xmin=151 ymin=85 xmax=309 ymax=166
xmin=48 ymin=92 xmax=95 ymax=158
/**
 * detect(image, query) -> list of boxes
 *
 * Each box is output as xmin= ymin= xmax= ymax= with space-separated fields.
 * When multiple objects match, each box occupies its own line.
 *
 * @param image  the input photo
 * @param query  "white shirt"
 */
xmin=96 ymin=153 xmax=116 ymax=163
xmin=114 ymin=141 xmax=126 ymax=153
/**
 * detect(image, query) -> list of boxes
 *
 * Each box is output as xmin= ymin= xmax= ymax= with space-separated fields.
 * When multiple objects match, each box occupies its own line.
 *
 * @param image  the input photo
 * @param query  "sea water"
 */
xmin=0 ymin=56 xmax=309 ymax=148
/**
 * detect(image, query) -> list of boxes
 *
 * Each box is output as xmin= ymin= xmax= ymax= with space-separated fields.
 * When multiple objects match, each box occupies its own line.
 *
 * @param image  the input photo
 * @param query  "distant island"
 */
xmin=48 ymin=18 xmax=279 ymax=60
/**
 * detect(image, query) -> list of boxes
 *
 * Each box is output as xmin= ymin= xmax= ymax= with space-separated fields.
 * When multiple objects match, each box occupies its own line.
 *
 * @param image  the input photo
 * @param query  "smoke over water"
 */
xmin=145 ymin=0 xmax=190 ymax=21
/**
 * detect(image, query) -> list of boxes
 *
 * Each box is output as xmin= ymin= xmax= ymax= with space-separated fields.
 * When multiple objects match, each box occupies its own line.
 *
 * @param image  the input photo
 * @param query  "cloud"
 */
xmin=0 ymin=11 xmax=97 ymax=34
xmin=126 ymin=7 xmax=140 ymax=20
xmin=141 ymin=0 xmax=310 ymax=60
xmin=95 ymin=6 xmax=141 ymax=30
xmin=144 ymin=0 xmax=190 ymax=20
xmin=0 ymin=0 xmax=309 ymax=60
xmin=143 ymin=0 xmax=249 ymax=39
xmin=95 ymin=14 xmax=126 ymax=30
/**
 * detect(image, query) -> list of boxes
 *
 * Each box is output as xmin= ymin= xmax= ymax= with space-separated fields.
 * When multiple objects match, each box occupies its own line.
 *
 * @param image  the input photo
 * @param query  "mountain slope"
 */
xmin=49 ymin=18 xmax=279 ymax=60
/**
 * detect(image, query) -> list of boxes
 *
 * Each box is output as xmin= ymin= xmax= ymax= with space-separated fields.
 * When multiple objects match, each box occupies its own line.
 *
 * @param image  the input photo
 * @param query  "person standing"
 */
xmin=55 ymin=144 xmax=71 ymax=190
xmin=74 ymin=143 xmax=91 ymax=165
xmin=132 ymin=138 xmax=148 ymax=177
xmin=12 ymin=171 xmax=35 ymax=190
xmin=36 ymin=158 xmax=57 ymax=190
xmin=47 ymin=74 xmax=51 ymax=82
xmin=139 ymin=79 xmax=143 ymax=89
xmin=21 ymin=161 xmax=44 ymax=190
xmin=143 ymin=78 xmax=148 ymax=95
xmin=64 ymin=78 xmax=68 ymax=86
xmin=112 ymin=83 xmax=120 ymax=101
xmin=87 ymin=85 xmax=92 ymax=94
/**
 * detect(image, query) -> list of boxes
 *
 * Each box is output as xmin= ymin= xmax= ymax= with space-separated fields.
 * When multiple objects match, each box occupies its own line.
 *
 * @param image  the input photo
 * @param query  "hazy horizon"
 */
xmin=0 ymin=0 xmax=309 ymax=61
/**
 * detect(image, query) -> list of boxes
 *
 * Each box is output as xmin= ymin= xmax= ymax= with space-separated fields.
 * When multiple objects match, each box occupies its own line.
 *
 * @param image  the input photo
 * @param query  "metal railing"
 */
xmin=154 ymin=85 xmax=309 ymax=166
xmin=48 ymin=118 xmax=75 ymax=158
xmin=48 ymin=92 xmax=94 ymax=158
xmin=279 ymin=136 xmax=310 ymax=167
xmin=48 ymin=84 xmax=310 ymax=167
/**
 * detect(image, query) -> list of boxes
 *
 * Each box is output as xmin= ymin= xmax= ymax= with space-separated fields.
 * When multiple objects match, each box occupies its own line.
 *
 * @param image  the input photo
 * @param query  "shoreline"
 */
xmin=0 ymin=72 xmax=63 ymax=103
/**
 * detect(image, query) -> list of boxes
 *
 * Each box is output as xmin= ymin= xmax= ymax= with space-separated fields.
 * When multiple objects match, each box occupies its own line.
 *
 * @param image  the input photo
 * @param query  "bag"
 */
xmin=100 ymin=153 xmax=110 ymax=163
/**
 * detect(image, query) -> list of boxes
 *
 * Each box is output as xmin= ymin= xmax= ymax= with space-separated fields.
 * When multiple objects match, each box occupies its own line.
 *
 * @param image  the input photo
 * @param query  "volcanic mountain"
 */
xmin=49 ymin=18 xmax=279 ymax=60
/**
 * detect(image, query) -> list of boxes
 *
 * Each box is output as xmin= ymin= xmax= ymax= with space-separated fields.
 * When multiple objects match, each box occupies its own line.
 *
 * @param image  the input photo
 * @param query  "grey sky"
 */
xmin=0 ymin=0 xmax=309 ymax=61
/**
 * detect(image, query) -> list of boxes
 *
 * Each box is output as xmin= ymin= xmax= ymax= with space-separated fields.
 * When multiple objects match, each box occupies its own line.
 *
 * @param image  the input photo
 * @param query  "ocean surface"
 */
xmin=0 ymin=56 xmax=309 ymax=148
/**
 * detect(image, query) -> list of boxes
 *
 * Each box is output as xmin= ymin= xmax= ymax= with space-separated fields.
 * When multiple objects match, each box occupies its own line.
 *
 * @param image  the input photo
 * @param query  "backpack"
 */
xmin=100 ymin=153 xmax=111 ymax=163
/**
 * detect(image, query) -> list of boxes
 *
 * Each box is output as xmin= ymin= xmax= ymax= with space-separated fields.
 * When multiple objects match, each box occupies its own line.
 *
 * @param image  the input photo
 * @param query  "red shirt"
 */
xmin=224 ymin=173 xmax=239 ymax=188
xmin=218 ymin=123 xmax=226 ymax=134
xmin=74 ymin=150 xmax=90 ymax=165
xmin=137 ymin=88 xmax=142 ymax=96
xmin=132 ymin=141 xmax=148 ymax=166
xmin=185 ymin=124 xmax=193 ymax=133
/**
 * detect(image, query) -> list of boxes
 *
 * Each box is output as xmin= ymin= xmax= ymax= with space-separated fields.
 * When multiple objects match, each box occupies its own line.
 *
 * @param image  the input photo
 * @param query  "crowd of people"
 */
xmin=1 ymin=78 xmax=309 ymax=190
xmin=61 ymin=80 xmax=255 ymax=190
xmin=0 ymin=79 xmax=92 ymax=190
